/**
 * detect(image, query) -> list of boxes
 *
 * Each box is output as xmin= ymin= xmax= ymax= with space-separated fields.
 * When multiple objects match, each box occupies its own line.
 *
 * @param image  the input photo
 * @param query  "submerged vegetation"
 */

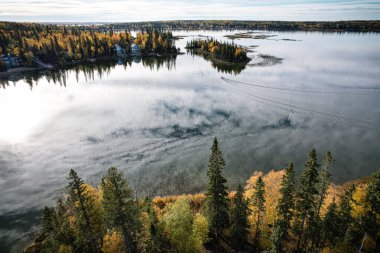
xmin=25 ymin=138 xmax=380 ymax=253
xmin=0 ymin=21 xmax=178 ymax=71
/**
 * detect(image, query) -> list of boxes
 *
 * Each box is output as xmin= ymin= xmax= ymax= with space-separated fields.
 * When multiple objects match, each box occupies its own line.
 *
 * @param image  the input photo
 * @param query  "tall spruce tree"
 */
xmin=362 ymin=168 xmax=380 ymax=252
xmin=205 ymin=137 xmax=229 ymax=242
xmin=67 ymin=169 xmax=101 ymax=253
xmin=295 ymin=148 xmax=320 ymax=252
xmin=320 ymin=202 xmax=340 ymax=250
xmin=101 ymin=167 xmax=141 ymax=253
xmin=252 ymin=176 xmax=265 ymax=251
xmin=338 ymin=184 xmax=356 ymax=242
xmin=310 ymin=151 xmax=333 ymax=248
xmin=230 ymin=184 xmax=249 ymax=249
xmin=271 ymin=163 xmax=296 ymax=253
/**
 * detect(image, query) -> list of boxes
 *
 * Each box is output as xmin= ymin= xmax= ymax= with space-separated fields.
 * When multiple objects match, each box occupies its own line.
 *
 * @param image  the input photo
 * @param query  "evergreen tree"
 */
xmin=205 ymin=137 xmax=229 ymax=242
xmin=310 ymin=151 xmax=333 ymax=248
xmin=145 ymin=200 xmax=167 ymax=253
xmin=295 ymin=148 xmax=320 ymax=252
xmin=320 ymin=202 xmax=340 ymax=250
xmin=338 ymin=184 xmax=356 ymax=242
xmin=67 ymin=169 xmax=102 ymax=252
xmin=230 ymin=184 xmax=249 ymax=249
xmin=362 ymin=168 xmax=380 ymax=252
xmin=271 ymin=163 xmax=296 ymax=253
xmin=252 ymin=176 xmax=265 ymax=251
xmin=101 ymin=167 xmax=141 ymax=253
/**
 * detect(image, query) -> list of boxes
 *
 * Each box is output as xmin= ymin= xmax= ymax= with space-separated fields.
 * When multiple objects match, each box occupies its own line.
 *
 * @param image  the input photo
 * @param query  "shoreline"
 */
xmin=0 ymin=53 xmax=184 ymax=79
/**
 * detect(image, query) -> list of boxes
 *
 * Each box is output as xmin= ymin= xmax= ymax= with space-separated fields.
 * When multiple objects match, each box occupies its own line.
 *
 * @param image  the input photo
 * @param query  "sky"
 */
xmin=0 ymin=0 xmax=379 ymax=22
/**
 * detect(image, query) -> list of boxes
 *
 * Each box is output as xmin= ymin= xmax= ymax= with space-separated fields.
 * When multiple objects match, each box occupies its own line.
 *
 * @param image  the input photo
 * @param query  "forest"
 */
xmin=24 ymin=138 xmax=380 ymax=253
xmin=91 ymin=20 xmax=380 ymax=32
xmin=186 ymin=39 xmax=249 ymax=64
xmin=0 ymin=22 xmax=178 ymax=71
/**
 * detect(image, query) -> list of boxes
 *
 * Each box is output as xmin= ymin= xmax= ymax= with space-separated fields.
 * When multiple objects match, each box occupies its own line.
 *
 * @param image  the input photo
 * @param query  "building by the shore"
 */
xmin=1 ymin=54 xmax=19 ymax=68
xmin=131 ymin=44 xmax=141 ymax=56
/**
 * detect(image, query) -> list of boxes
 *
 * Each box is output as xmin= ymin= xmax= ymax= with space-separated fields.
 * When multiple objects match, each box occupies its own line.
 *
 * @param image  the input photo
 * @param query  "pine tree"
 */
xmin=271 ymin=163 xmax=296 ymax=253
xmin=362 ymin=168 xmax=380 ymax=252
xmin=205 ymin=137 xmax=229 ymax=242
xmin=311 ymin=151 xmax=332 ymax=248
xmin=67 ymin=169 xmax=101 ymax=252
xmin=230 ymin=184 xmax=249 ymax=249
xmin=320 ymin=202 xmax=340 ymax=250
xmin=338 ymin=184 xmax=356 ymax=241
xmin=252 ymin=176 xmax=265 ymax=251
xmin=101 ymin=167 xmax=141 ymax=253
xmin=295 ymin=148 xmax=320 ymax=252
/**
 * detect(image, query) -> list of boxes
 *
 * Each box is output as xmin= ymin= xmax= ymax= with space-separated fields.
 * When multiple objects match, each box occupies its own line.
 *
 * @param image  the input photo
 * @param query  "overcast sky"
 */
xmin=0 ymin=0 xmax=379 ymax=22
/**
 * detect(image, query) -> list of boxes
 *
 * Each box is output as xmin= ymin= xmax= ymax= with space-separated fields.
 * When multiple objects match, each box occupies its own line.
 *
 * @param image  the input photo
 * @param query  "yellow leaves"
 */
xmin=245 ymin=170 xmax=285 ymax=225
xmin=58 ymin=244 xmax=73 ymax=253
xmin=191 ymin=213 xmax=209 ymax=252
xmin=13 ymin=47 xmax=20 ymax=57
xmin=102 ymin=231 xmax=126 ymax=253
xmin=234 ymin=48 xmax=242 ymax=57
xmin=352 ymin=183 xmax=368 ymax=218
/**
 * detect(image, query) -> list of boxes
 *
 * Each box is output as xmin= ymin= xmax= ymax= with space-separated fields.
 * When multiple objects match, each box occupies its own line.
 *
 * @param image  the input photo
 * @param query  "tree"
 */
xmin=205 ymin=137 xmax=229 ymax=242
xmin=101 ymin=167 xmax=141 ymax=253
xmin=362 ymin=168 xmax=380 ymax=252
xmin=271 ymin=163 xmax=296 ymax=253
xmin=320 ymin=202 xmax=340 ymax=250
xmin=67 ymin=169 xmax=102 ymax=252
xmin=294 ymin=148 xmax=320 ymax=252
xmin=144 ymin=199 xmax=167 ymax=253
xmin=339 ymin=184 xmax=356 ymax=242
xmin=310 ymin=151 xmax=333 ymax=248
xmin=230 ymin=184 xmax=249 ymax=248
xmin=163 ymin=199 xmax=208 ymax=253
xmin=252 ymin=176 xmax=265 ymax=251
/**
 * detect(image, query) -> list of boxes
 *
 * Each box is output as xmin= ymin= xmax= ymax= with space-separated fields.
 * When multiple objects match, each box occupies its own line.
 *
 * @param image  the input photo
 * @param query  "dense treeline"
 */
xmin=25 ymin=138 xmax=380 ymax=252
xmin=94 ymin=20 xmax=380 ymax=32
xmin=0 ymin=21 xmax=178 ymax=70
xmin=186 ymin=39 xmax=249 ymax=63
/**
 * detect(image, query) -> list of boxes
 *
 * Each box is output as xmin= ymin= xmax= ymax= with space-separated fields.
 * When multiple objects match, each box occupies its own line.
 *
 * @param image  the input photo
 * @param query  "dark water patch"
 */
xmin=110 ymin=128 xmax=131 ymax=138
xmin=83 ymin=136 xmax=103 ymax=144
xmin=261 ymin=116 xmax=293 ymax=130
xmin=0 ymin=209 xmax=42 ymax=253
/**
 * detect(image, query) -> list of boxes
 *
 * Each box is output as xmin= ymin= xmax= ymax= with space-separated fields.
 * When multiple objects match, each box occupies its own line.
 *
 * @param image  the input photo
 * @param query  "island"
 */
xmin=186 ymin=38 xmax=251 ymax=74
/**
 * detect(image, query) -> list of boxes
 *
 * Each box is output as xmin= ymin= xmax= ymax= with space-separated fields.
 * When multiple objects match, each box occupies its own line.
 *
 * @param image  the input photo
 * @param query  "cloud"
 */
xmin=0 ymin=0 xmax=379 ymax=22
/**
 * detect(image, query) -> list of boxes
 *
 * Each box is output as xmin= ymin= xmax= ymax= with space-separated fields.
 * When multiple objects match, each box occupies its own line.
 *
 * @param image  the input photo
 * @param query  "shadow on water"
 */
xmin=0 ymin=56 xmax=178 ymax=89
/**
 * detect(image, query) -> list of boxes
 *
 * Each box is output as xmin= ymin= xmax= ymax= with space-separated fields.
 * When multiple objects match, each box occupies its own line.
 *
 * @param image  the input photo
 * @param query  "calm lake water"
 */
xmin=1 ymin=30 xmax=380 ymax=251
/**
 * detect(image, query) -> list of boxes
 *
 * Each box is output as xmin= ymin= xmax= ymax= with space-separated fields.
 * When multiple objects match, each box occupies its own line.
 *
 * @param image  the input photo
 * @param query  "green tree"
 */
xmin=320 ymin=202 xmax=340 ymax=250
xmin=271 ymin=163 xmax=296 ymax=253
xmin=311 ymin=151 xmax=333 ymax=248
xmin=163 ymin=199 xmax=208 ymax=253
xmin=230 ymin=184 xmax=249 ymax=249
xmin=339 ymin=184 xmax=356 ymax=242
xmin=205 ymin=137 xmax=229 ymax=242
xmin=362 ymin=168 xmax=380 ymax=251
xmin=294 ymin=148 xmax=320 ymax=252
xmin=252 ymin=176 xmax=265 ymax=251
xmin=101 ymin=167 xmax=141 ymax=253
xmin=67 ymin=169 xmax=102 ymax=252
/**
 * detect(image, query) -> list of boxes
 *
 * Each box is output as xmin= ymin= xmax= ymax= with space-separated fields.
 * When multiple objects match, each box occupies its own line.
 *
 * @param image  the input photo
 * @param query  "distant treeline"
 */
xmin=0 ymin=21 xmax=178 ymax=70
xmin=24 ymin=138 xmax=380 ymax=253
xmin=91 ymin=20 xmax=380 ymax=32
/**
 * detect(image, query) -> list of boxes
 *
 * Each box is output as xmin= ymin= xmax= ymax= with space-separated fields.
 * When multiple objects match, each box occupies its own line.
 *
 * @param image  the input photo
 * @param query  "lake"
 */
xmin=0 ymin=30 xmax=380 ymax=251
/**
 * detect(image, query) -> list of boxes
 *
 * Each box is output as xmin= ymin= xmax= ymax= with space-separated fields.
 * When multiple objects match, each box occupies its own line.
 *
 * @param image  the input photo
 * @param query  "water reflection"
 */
xmin=187 ymin=50 xmax=247 ymax=75
xmin=0 ymin=56 xmax=178 ymax=89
